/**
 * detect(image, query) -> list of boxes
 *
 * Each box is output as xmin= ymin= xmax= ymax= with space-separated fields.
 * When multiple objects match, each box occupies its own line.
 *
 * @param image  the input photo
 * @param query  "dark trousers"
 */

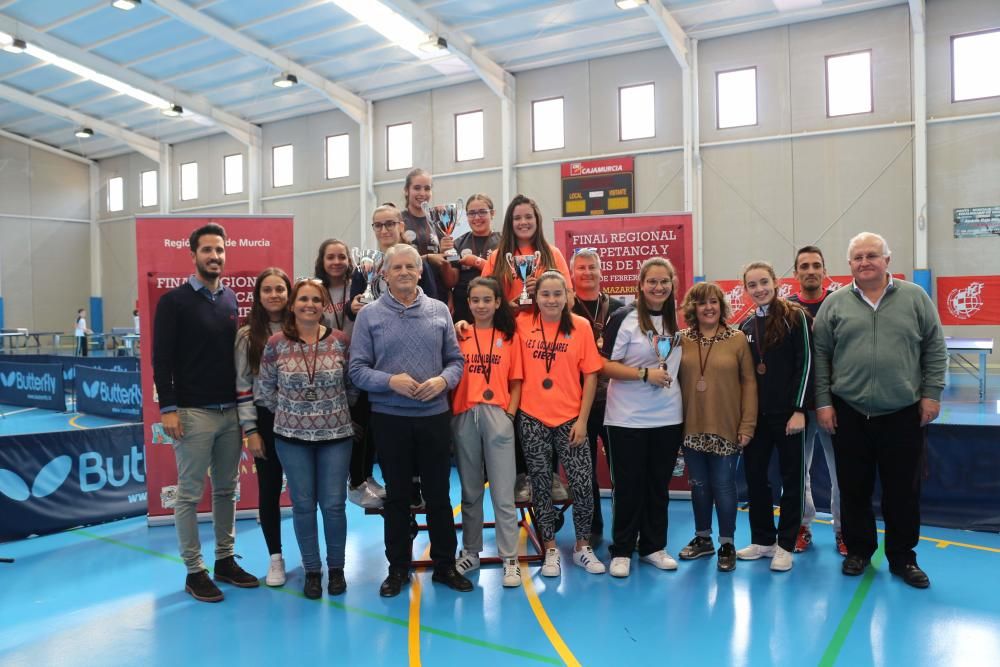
xmin=587 ymin=401 xmax=609 ymax=533
xmin=76 ymin=336 xmax=88 ymax=356
xmin=370 ymin=411 xmax=457 ymax=572
xmin=253 ymin=406 xmax=284 ymax=555
xmin=832 ymin=396 xmax=924 ymax=568
xmin=743 ymin=412 xmax=804 ymax=552
xmin=348 ymin=392 xmax=375 ymax=487
xmin=606 ymin=424 xmax=682 ymax=558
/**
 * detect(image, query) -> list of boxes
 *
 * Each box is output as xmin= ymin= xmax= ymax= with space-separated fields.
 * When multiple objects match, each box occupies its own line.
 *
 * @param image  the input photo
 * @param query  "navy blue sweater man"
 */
xmin=153 ymin=223 xmax=259 ymax=602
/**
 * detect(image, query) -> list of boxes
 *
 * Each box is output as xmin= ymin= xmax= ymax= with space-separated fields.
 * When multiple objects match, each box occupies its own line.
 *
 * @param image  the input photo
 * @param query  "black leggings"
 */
xmin=349 ymin=392 xmax=375 ymax=488
xmin=254 ymin=406 xmax=284 ymax=555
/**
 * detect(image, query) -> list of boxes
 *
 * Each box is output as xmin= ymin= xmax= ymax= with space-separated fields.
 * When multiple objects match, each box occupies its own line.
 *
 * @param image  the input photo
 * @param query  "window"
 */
xmin=716 ymin=67 xmax=758 ymax=129
xmin=532 ymin=97 xmax=564 ymax=151
xmin=326 ymin=134 xmax=350 ymax=179
xmin=180 ymin=162 xmax=198 ymax=201
xmin=826 ymin=50 xmax=872 ymax=117
xmin=272 ymin=145 xmax=293 ymax=188
xmin=107 ymin=176 xmax=124 ymax=212
xmin=223 ymin=154 xmax=243 ymax=195
xmin=952 ymin=29 xmax=1000 ymax=102
xmin=140 ymin=170 xmax=157 ymax=208
xmin=455 ymin=110 xmax=484 ymax=161
xmin=619 ymin=83 xmax=655 ymax=140
xmin=386 ymin=122 xmax=412 ymax=171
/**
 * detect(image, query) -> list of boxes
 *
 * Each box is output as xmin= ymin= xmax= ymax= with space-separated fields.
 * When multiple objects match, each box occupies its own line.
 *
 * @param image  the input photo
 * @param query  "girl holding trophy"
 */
xmin=600 ymin=258 xmax=685 ymax=577
xmin=480 ymin=194 xmax=572 ymax=311
xmin=400 ymin=168 xmax=457 ymax=300
xmin=314 ymin=238 xmax=355 ymax=340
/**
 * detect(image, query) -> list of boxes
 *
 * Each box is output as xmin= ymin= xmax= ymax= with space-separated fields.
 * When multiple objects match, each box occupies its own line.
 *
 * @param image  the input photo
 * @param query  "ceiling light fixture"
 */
xmin=419 ymin=36 xmax=448 ymax=54
xmin=2 ymin=37 xmax=27 ymax=54
xmin=272 ymin=72 xmax=298 ymax=88
xmin=331 ymin=0 xmax=446 ymax=60
xmin=772 ymin=0 xmax=823 ymax=10
xmin=615 ymin=0 xmax=648 ymax=9
xmin=111 ymin=0 xmax=141 ymax=10
xmin=161 ymin=103 xmax=183 ymax=117
xmin=75 ymin=127 xmax=94 ymax=138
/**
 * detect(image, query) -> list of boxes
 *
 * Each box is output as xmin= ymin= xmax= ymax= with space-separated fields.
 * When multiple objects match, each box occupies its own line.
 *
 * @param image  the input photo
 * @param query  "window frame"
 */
xmin=223 ymin=153 xmax=244 ymax=195
xmin=386 ymin=121 xmax=413 ymax=172
xmin=454 ymin=109 xmax=485 ymax=162
xmin=139 ymin=169 xmax=157 ymax=208
xmin=107 ymin=176 xmax=124 ymax=213
xmin=951 ymin=28 xmax=1000 ymax=103
xmin=531 ymin=96 xmax=565 ymax=152
xmin=325 ymin=133 xmax=350 ymax=180
xmin=271 ymin=144 xmax=294 ymax=188
xmin=179 ymin=161 xmax=198 ymax=201
xmin=618 ymin=82 xmax=656 ymax=141
xmin=824 ymin=48 xmax=874 ymax=118
xmin=715 ymin=66 xmax=759 ymax=130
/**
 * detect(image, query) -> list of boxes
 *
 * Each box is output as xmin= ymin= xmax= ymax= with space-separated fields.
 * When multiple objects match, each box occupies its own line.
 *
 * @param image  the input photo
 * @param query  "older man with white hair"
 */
xmin=813 ymin=232 xmax=946 ymax=589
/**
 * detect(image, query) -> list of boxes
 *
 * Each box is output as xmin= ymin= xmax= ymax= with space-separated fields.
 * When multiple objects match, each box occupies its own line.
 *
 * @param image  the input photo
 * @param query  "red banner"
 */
xmin=937 ymin=276 xmax=1000 ymax=325
xmin=136 ymin=215 xmax=294 ymax=520
xmin=560 ymin=157 xmax=634 ymax=179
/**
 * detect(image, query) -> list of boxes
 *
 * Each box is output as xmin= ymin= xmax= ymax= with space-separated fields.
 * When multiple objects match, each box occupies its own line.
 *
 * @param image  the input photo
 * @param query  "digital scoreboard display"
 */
xmin=561 ymin=157 xmax=634 ymax=217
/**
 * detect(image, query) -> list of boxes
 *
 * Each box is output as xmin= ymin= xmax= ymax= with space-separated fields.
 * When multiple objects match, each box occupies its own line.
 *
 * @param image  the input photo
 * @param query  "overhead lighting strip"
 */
xmin=331 ymin=0 xmax=445 ymax=61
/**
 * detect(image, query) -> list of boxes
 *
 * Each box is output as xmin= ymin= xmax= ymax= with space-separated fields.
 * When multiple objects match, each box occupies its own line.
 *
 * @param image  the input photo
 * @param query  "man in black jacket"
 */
xmin=154 ymin=223 xmax=258 ymax=602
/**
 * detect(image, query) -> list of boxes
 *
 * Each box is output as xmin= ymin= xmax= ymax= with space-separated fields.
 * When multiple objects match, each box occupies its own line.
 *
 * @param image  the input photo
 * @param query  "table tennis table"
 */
xmin=946 ymin=337 xmax=993 ymax=402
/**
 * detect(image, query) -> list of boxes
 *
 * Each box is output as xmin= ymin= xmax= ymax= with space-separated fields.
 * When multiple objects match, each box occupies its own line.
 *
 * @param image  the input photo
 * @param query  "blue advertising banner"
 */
xmin=75 ymin=366 xmax=142 ymax=420
xmin=0 ymin=354 xmax=138 ymax=390
xmin=0 ymin=361 xmax=65 ymax=410
xmin=0 ymin=424 xmax=146 ymax=542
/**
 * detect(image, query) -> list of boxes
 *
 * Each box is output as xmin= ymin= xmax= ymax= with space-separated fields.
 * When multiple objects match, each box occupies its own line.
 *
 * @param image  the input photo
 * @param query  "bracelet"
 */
xmin=639 ymin=367 xmax=648 ymax=383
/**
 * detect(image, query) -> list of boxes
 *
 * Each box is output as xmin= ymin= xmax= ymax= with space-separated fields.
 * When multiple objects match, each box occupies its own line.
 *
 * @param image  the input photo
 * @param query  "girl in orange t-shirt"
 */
xmin=450 ymin=277 xmax=524 ymax=587
xmin=516 ymin=271 xmax=605 ymax=578
xmin=480 ymin=194 xmax=572 ymax=311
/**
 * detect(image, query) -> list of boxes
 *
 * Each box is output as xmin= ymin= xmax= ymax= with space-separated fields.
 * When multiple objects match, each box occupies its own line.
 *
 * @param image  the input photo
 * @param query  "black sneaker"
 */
xmin=303 ymin=571 xmax=323 ymax=599
xmin=717 ymin=543 xmax=736 ymax=572
xmin=678 ymin=536 xmax=715 ymax=560
xmin=214 ymin=555 xmax=260 ymax=588
xmin=185 ymin=569 xmax=223 ymax=602
xmin=328 ymin=568 xmax=347 ymax=596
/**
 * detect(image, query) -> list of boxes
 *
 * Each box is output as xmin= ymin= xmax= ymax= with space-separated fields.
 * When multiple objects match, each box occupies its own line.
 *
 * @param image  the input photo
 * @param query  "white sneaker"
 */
xmin=770 ymin=545 xmax=793 ymax=572
xmin=551 ymin=476 xmax=571 ymax=503
xmin=502 ymin=557 xmax=522 ymax=587
xmin=572 ymin=546 xmax=606 ymax=574
xmin=455 ymin=549 xmax=480 ymax=574
xmin=366 ymin=476 xmax=387 ymax=499
xmin=348 ymin=482 xmax=383 ymax=509
xmin=265 ymin=554 xmax=286 ymax=587
xmin=640 ymin=550 xmax=678 ymax=571
xmin=514 ymin=473 xmax=532 ymax=503
xmin=736 ymin=543 xmax=776 ymax=560
xmin=609 ymin=556 xmax=631 ymax=578
xmin=541 ymin=548 xmax=561 ymax=577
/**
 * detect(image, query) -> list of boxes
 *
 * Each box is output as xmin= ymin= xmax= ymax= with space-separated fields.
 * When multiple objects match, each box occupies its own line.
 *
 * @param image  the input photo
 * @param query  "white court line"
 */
xmin=0 ymin=407 xmax=38 ymax=418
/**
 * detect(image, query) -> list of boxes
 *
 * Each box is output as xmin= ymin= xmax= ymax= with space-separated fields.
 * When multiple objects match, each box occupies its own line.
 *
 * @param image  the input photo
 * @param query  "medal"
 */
xmin=472 ymin=326 xmax=497 ymax=405
xmin=756 ymin=362 xmax=767 ymax=375
xmin=304 ymin=387 xmax=318 ymax=401
xmin=695 ymin=331 xmax=717 ymax=394
xmin=538 ymin=320 xmax=556 ymax=392
xmin=299 ymin=331 xmax=322 ymax=402
xmin=483 ymin=389 xmax=495 ymax=400
xmin=542 ymin=378 xmax=553 ymax=390
xmin=696 ymin=378 xmax=707 ymax=392
xmin=753 ymin=317 xmax=767 ymax=377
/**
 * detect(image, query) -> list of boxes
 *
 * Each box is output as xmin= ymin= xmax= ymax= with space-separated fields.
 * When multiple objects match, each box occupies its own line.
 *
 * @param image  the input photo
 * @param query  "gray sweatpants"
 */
xmin=452 ymin=403 xmax=519 ymax=558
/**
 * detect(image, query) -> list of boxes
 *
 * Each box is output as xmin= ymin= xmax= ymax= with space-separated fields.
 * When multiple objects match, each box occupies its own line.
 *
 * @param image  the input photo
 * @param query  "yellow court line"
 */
xmin=68 ymin=414 xmax=87 ymax=430
xmin=518 ymin=517 xmax=582 ymax=667
xmin=409 ymin=501 xmax=464 ymax=667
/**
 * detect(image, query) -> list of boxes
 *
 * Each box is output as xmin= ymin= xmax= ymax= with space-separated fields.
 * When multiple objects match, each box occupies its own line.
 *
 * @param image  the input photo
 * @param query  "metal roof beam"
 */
xmin=147 ymin=0 xmax=367 ymax=124
xmin=0 ymin=127 xmax=95 ymax=165
xmin=0 ymin=82 xmax=160 ymax=161
xmin=641 ymin=0 xmax=689 ymax=68
xmin=0 ymin=14 xmax=259 ymax=146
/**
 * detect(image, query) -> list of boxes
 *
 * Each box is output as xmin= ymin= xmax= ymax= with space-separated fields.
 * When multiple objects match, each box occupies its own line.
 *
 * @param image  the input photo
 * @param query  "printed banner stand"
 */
xmin=136 ymin=215 xmax=294 ymax=524
xmin=0 ymin=361 xmax=65 ymax=411
xmin=75 ymin=366 xmax=142 ymax=420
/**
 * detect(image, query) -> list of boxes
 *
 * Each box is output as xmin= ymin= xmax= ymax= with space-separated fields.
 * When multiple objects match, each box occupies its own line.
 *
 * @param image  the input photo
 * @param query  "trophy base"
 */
xmin=516 ymin=298 xmax=533 ymax=307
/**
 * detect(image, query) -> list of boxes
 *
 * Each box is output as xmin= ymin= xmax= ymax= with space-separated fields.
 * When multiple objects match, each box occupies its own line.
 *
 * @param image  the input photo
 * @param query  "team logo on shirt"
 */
xmin=946 ymin=281 xmax=985 ymax=320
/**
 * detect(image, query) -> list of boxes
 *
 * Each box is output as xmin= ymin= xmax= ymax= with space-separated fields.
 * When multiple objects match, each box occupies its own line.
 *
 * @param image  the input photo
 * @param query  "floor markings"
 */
xmin=818 ymin=545 xmax=886 ymax=667
xmin=409 ymin=501 xmax=464 ymax=667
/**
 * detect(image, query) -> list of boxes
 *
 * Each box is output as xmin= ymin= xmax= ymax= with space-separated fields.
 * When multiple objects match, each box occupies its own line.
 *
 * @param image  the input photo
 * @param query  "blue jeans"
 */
xmin=683 ymin=447 xmax=739 ymax=542
xmin=275 ymin=436 xmax=351 ymax=572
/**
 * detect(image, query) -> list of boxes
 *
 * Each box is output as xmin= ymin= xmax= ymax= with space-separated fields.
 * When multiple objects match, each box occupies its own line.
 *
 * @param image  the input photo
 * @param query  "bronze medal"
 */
xmin=696 ymin=378 xmax=707 ymax=392
xmin=483 ymin=389 xmax=495 ymax=400
xmin=542 ymin=378 xmax=553 ymax=390
xmin=756 ymin=362 xmax=767 ymax=375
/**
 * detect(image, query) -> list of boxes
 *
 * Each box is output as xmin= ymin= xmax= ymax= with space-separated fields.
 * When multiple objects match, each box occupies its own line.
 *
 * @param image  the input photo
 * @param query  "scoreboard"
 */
xmin=561 ymin=157 xmax=635 ymax=217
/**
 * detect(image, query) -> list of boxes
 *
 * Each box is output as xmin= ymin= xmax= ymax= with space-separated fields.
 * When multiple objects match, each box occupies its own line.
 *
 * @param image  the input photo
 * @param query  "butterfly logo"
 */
xmin=82 ymin=380 xmax=102 ymax=399
xmin=0 ymin=371 xmax=15 ymax=387
xmin=0 ymin=456 xmax=73 ymax=501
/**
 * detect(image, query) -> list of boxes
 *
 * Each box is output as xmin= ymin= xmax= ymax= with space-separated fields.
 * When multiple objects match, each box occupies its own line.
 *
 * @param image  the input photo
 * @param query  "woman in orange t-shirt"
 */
xmin=516 ymin=271 xmax=605 ymax=578
xmin=480 ymin=194 xmax=572 ymax=311
xmin=451 ymin=277 xmax=523 ymax=587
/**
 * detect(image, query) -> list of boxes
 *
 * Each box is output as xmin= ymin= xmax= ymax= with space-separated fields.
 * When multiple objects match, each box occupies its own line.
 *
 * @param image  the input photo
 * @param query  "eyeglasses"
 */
xmin=467 ymin=208 xmax=492 ymax=218
xmin=372 ymin=221 xmax=399 ymax=230
xmin=849 ymin=253 xmax=885 ymax=264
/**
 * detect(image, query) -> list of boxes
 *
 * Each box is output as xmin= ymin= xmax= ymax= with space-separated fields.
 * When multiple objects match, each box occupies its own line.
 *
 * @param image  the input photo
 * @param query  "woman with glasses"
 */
xmin=600 ymin=258 xmax=683 ymax=577
xmin=400 ymin=168 xmax=456 ymax=303
xmin=255 ymin=277 xmax=355 ymax=600
xmin=676 ymin=282 xmax=757 ymax=573
xmin=236 ymin=267 xmax=291 ymax=587
xmin=452 ymin=194 xmax=501 ymax=324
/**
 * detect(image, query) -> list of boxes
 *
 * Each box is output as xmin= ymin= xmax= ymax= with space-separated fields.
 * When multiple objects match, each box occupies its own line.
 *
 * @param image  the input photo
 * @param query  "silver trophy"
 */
xmin=352 ymin=248 xmax=382 ymax=304
xmin=646 ymin=331 xmax=680 ymax=388
xmin=505 ymin=251 xmax=541 ymax=306
xmin=421 ymin=200 xmax=464 ymax=265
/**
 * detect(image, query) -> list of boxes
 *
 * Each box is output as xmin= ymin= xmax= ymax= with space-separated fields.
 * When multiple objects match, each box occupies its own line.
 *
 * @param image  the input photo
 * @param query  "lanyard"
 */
xmin=472 ymin=326 xmax=496 ymax=387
